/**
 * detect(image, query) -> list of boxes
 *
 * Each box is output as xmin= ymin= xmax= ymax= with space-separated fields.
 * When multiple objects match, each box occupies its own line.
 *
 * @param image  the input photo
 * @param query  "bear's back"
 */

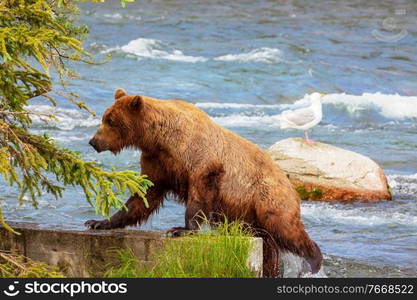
xmin=163 ymin=99 xmax=286 ymax=184
xmin=162 ymin=98 xmax=274 ymax=165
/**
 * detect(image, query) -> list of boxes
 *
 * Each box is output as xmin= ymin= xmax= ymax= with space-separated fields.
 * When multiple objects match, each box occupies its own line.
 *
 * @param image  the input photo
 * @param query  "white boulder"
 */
xmin=268 ymin=138 xmax=391 ymax=202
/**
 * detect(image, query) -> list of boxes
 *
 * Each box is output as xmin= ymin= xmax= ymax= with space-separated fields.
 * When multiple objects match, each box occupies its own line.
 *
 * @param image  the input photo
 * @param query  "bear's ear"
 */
xmin=129 ymin=95 xmax=143 ymax=111
xmin=114 ymin=88 xmax=127 ymax=100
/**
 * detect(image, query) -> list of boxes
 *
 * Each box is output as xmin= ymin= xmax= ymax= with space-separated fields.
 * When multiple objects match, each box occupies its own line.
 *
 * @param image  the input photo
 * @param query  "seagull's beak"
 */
xmin=319 ymin=93 xmax=326 ymax=97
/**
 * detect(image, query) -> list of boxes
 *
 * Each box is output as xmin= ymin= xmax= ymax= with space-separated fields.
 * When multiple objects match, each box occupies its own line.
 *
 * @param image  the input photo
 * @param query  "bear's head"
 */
xmin=89 ymin=88 xmax=143 ymax=154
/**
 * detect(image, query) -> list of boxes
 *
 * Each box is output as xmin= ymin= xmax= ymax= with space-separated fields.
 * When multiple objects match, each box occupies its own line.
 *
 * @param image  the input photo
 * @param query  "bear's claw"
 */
xmin=165 ymin=227 xmax=195 ymax=237
xmin=84 ymin=219 xmax=111 ymax=230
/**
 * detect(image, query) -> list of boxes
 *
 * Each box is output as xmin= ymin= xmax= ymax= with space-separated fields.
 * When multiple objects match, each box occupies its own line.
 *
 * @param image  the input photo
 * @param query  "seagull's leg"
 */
xmin=304 ymin=130 xmax=315 ymax=145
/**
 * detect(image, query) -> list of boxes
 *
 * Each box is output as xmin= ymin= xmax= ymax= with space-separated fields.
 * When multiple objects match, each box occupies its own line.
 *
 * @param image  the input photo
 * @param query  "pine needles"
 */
xmin=0 ymin=251 xmax=65 ymax=278
xmin=0 ymin=0 xmax=150 ymax=232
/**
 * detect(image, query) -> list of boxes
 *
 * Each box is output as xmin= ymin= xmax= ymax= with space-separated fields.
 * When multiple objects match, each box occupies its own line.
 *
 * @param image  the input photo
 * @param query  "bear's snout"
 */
xmin=89 ymin=138 xmax=102 ymax=153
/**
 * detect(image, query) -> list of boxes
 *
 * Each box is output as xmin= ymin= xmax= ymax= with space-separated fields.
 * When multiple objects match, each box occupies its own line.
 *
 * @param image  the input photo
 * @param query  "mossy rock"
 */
xmin=296 ymin=186 xmax=323 ymax=201
xmin=310 ymin=188 xmax=323 ymax=200
xmin=296 ymin=186 xmax=309 ymax=200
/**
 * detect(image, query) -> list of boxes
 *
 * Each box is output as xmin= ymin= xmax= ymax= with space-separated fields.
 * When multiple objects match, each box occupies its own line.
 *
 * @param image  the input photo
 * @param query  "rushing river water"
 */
xmin=2 ymin=0 xmax=417 ymax=277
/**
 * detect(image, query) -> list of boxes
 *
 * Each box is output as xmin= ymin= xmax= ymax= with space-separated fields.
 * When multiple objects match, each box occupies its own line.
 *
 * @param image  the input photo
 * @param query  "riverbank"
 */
xmin=0 ymin=221 xmax=262 ymax=278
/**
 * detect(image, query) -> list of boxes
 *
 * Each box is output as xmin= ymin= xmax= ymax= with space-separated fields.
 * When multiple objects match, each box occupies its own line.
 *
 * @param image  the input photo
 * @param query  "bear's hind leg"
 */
xmin=253 ymin=228 xmax=281 ymax=277
xmin=256 ymin=206 xmax=323 ymax=274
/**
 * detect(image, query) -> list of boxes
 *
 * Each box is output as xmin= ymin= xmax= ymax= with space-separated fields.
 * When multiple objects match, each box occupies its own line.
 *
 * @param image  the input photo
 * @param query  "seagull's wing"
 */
xmin=281 ymin=107 xmax=316 ymax=126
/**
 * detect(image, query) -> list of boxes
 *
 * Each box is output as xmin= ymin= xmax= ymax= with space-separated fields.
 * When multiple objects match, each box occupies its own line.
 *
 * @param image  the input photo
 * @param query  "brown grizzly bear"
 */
xmin=86 ymin=89 xmax=322 ymax=276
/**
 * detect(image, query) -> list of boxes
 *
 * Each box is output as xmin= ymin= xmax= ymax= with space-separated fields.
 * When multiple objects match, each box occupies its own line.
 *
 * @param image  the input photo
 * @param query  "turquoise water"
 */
xmin=2 ymin=0 xmax=417 ymax=277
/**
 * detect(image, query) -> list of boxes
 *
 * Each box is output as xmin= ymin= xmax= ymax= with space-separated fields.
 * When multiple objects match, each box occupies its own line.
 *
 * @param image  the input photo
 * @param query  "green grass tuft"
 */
xmin=105 ymin=219 xmax=257 ymax=278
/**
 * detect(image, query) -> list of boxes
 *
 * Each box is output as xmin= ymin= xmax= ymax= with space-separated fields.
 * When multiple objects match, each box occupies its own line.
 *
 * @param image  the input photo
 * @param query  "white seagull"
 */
xmin=278 ymin=92 xmax=325 ymax=145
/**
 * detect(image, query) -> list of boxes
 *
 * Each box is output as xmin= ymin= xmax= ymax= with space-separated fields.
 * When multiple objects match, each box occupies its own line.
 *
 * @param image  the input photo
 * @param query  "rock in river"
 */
xmin=268 ymin=138 xmax=391 ymax=202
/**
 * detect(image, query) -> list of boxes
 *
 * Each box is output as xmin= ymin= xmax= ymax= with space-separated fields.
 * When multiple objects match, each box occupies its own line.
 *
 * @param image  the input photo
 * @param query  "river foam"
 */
xmin=103 ymin=38 xmax=288 ymax=64
xmin=28 ymin=105 xmax=100 ymax=131
xmin=301 ymin=200 xmax=417 ymax=227
xmin=103 ymin=38 xmax=207 ymax=63
xmin=195 ymin=92 xmax=417 ymax=128
xmin=214 ymin=47 xmax=284 ymax=63
xmin=388 ymin=173 xmax=417 ymax=196
xmin=321 ymin=93 xmax=417 ymax=120
xmin=27 ymin=92 xmax=417 ymax=132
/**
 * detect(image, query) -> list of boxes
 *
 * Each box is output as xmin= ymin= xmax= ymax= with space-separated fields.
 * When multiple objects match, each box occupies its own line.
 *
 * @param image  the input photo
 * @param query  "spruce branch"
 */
xmin=0 ymin=0 xmax=147 ymax=233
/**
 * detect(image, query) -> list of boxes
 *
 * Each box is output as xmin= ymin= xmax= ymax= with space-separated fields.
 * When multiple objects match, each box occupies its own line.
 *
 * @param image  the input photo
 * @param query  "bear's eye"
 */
xmin=107 ymin=118 xmax=114 ymax=127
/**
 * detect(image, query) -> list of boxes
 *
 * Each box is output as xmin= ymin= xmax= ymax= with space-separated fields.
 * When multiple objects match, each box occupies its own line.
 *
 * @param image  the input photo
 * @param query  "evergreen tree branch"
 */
xmin=0 ymin=0 xmax=148 ymax=233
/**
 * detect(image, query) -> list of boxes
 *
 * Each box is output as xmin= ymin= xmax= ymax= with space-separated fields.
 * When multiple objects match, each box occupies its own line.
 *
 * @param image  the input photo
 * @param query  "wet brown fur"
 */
xmin=86 ymin=89 xmax=323 ymax=276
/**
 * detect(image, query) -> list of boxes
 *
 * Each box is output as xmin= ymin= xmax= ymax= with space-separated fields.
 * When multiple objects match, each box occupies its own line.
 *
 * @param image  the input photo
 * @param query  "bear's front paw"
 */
xmin=165 ymin=226 xmax=195 ymax=237
xmin=84 ymin=219 xmax=112 ymax=230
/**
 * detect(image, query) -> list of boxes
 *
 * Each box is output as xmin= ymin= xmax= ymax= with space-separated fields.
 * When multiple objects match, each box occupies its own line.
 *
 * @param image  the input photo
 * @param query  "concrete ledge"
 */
xmin=0 ymin=222 xmax=263 ymax=277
